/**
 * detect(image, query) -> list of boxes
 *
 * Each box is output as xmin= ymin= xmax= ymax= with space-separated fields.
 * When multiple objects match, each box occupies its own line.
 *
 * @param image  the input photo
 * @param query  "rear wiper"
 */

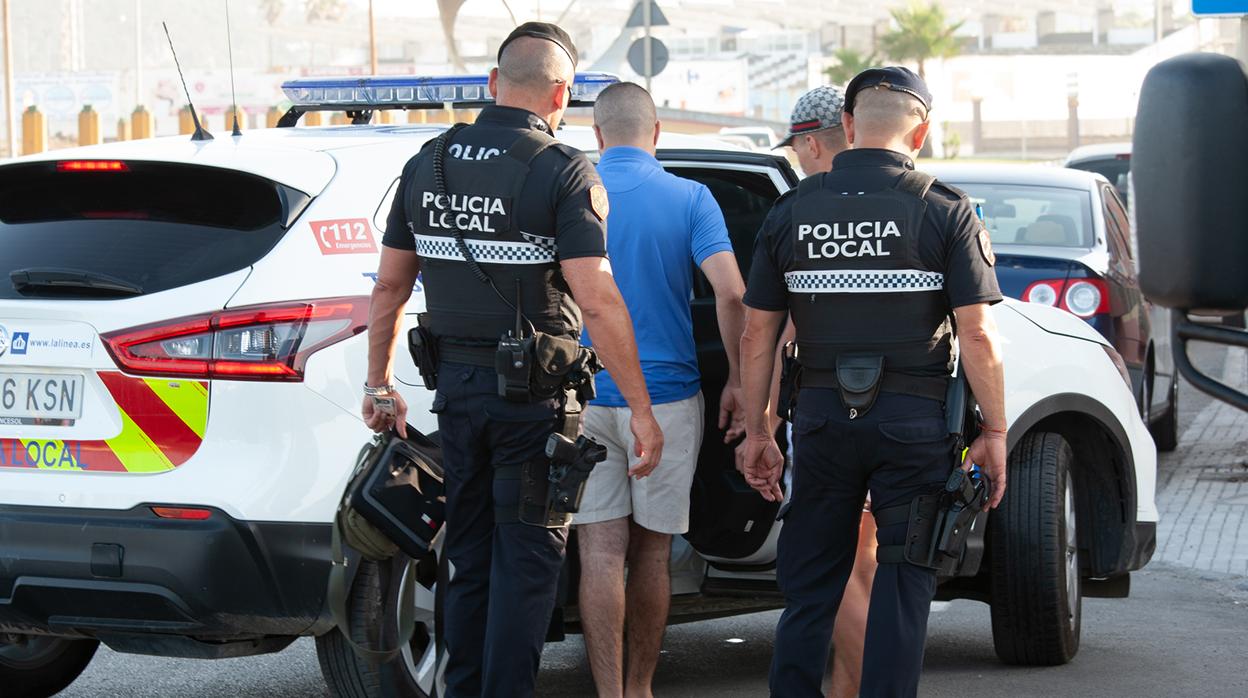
xmin=11 ymin=268 xmax=144 ymax=296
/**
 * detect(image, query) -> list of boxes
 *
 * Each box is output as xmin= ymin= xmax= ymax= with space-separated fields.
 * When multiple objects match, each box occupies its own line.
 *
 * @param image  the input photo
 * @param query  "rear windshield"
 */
xmin=949 ymin=182 xmax=1095 ymax=249
xmin=0 ymin=161 xmax=307 ymax=299
xmin=1068 ymin=157 xmax=1131 ymax=204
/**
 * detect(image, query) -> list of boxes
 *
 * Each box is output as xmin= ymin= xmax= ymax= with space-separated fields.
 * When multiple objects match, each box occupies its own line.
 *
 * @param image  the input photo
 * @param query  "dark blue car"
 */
xmin=928 ymin=164 xmax=1177 ymax=451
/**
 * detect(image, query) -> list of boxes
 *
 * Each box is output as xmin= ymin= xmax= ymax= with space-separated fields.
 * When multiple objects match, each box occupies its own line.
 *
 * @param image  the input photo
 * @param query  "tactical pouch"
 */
xmin=530 ymin=332 xmax=597 ymax=400
xmin=407 ymin=314 xmax=440 ymax=391
xmin=835 ymin=354 xmax=884 ymax=419
xmin=777 ymin=342 xmax=802 ymax=422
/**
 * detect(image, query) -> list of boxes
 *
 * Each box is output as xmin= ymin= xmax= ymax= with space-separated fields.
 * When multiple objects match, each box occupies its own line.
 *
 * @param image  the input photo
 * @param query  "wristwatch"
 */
xmin=363 ymin=383 xmax=396 ymax=396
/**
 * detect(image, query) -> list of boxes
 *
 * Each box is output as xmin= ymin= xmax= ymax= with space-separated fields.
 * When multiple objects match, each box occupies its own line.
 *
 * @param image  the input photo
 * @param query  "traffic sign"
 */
xmin=1192 ymin=0 xmax=1248 ymax=16
xmin=626 ymin=1 xmax=670 ymax=27
xmin=628 ymin=37 xmax=669 ymax=78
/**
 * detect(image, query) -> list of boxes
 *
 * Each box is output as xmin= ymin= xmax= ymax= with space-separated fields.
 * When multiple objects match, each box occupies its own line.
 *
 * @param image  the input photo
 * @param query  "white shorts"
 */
xmin=574 ymin=392 xmax=705 ymax=535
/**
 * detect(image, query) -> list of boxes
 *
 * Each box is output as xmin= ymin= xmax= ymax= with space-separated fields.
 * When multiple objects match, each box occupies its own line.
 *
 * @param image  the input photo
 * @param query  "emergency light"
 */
xmin=277 ymin=72 xmax=619 ymax=127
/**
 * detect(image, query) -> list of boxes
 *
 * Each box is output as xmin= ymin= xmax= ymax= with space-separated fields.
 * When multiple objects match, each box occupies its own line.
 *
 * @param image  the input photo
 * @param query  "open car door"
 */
xmin=655 ymin=149 xmax=799 ymax=564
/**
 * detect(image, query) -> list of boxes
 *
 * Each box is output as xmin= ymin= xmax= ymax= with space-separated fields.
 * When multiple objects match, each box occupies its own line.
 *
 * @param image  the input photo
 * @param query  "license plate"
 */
xmin=0 ymin=372 xmax=86 ymax=422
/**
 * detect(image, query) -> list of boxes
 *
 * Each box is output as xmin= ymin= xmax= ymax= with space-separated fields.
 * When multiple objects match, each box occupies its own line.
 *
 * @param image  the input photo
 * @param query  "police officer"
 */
xmin=363 ymin=22 xmax=663 ymax=697
xmin=737 ymin=67 xmax=1008 ymax=697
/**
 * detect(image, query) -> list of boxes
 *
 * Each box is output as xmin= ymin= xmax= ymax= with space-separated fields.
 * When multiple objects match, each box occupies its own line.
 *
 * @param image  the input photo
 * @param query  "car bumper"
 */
xmin=0 ymin=504 xmax=333 ymax=650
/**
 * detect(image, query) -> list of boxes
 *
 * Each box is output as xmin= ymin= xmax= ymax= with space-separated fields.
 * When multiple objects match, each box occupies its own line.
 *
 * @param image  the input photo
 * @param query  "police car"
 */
xmin=0 ymin=74 xmax=1156 ymax=697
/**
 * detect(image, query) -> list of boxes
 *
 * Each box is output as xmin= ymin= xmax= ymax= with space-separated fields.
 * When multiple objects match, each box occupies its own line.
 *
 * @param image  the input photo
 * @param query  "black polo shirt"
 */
xmin=744 ymin=148 xmax=1002 ymax=313
xmin=382 ymin=105 xmax=607 ymax=260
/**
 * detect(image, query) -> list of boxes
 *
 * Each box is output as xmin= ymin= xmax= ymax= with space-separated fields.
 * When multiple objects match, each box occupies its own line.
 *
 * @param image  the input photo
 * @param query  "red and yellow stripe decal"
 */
xmin=0 ymin=372 xmax=208 ymax=473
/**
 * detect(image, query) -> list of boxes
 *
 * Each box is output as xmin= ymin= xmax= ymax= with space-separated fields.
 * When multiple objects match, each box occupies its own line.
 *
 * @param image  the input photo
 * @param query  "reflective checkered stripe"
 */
xmin=414 ymin=233 xmax=556 ymax=265
xmin=784 ymin=269 xmax=944 ymax=294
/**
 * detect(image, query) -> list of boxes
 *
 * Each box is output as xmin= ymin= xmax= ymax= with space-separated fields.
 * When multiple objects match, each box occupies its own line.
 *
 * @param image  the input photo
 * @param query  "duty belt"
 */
xmin=801 ymin=369 xmax=948 ymax=402
xmin=437 ymin=339 xmax=496 ymax=368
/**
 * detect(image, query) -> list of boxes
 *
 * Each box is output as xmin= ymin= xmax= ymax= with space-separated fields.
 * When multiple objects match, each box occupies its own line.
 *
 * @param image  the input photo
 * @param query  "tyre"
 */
xmin=316 ymin=552 xmax=445 ymax=698
xmin=1150 ymin=376 xmax=1179 ymax=453
xmin=0 ymin=635 xmax=99 ymax=698
xmin=988 ymin=431 xmax=1081 ymax=665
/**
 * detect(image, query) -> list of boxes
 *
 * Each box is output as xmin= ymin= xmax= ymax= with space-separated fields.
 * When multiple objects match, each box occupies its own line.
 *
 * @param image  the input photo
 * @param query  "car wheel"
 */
xmin=316 ymin=553 xmax=446 ymax=697
xmin=0 ymin=635 xmax=99 ymax=698
xmin=988 ymin=431 xmax=1081 ymax=666
xmin=1151 ymin=376 xmax=1179 ymax=453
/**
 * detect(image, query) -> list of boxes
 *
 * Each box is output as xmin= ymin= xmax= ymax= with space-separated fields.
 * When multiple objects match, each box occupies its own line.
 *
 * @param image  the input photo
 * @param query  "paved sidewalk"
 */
xmin=1153 ymin=346 xmax=1248 ymax=576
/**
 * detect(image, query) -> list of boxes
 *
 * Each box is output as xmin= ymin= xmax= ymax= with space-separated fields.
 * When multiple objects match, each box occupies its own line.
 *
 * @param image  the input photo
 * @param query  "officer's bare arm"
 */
xmin=561 ymin=256 xmax=665 ymax=475
xmin=366 ymin=246 xmax=422 ymax=387
xmin=952 ymin=302 xmax=1008 ymax=509
xmin=739 ymin=307 xmax=787 ymax=438
xmin=700 ymin=251 xmax=748 ymax=440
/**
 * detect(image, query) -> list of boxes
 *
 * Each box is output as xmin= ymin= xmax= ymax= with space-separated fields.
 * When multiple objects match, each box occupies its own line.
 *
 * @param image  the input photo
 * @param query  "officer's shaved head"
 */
xmin=594 ymin=82 xmax=658 ymax=146
xmin=850 ymin=87 xmax=928 ymax=144
xmin=498 ymin=36 xmax=575 ymax=92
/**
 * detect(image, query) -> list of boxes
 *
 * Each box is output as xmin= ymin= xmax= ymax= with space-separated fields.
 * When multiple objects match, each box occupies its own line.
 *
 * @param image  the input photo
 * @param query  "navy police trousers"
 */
xmin=432 ymin=362 xmax=567 ymax=698
xmin=770 ymin=388 xmax=954 ymax=698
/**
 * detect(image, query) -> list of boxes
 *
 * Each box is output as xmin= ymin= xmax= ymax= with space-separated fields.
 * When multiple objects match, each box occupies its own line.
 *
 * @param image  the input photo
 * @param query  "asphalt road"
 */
xmin=58 ymin=343 xmax=1244 ymax=697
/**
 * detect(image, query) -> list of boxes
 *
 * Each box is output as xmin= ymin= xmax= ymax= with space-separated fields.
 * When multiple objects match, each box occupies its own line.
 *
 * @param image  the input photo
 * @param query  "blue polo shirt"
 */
xmin=584 ymin=146 xmax=733 ymax=407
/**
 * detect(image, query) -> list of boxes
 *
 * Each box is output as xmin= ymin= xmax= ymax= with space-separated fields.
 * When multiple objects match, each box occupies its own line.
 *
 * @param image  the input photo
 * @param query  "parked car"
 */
xmin=924 ymin=163 xmax=1178 ymax=452
xmin=1064 ymin=142 xmax=1131 ymax=204
xmin=717 ymin=126 xmax=778 ymax=150
xmin=0 ymin=75 xmax=1156 ymax=697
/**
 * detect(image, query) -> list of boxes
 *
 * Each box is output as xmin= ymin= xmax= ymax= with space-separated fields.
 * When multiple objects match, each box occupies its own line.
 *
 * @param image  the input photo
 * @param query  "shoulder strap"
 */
xmin=327 ymin=517 xmax=418 ymax=666
xmin=895 ymin=170 xmax=937 ymax=200
xmin=505 ymin=129 xmax=556 ymax=167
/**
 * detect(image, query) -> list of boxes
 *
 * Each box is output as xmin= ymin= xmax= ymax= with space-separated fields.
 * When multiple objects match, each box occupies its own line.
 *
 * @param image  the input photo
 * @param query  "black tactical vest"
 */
xmin=409 ymin=128 xmax=580 ymax=342
xmin=787 ymin=171 xmax=953 ymax=379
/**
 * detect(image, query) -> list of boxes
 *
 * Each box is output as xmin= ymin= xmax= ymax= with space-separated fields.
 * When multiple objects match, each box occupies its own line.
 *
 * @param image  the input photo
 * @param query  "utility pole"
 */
xmin=643 ymin=0 xmax=652 ymax=93
xmin=135 ymin=0 xmax=142 ymax=107
xmin=2 ymin=0 xmax=13 ymax=158
xmin=368 ymin=0 xmax=378 ymax=75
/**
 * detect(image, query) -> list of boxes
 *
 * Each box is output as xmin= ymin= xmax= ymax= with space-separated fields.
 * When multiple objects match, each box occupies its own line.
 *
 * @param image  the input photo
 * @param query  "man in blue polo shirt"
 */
xmin=577 ymin=81 xmax=746 ymax=697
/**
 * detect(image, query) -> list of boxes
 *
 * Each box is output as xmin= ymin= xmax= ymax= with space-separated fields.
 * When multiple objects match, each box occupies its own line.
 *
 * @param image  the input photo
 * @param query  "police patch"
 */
xmin=978 ymin=227 xmax=996 ymax=266
xmin=589 ymin=184 xmax=609 ymax=222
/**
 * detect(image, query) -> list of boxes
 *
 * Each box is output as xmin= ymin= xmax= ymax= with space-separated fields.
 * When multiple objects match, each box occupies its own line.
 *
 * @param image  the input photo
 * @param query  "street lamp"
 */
xmin=1066 ymin=72 xmax=1080 ymax=151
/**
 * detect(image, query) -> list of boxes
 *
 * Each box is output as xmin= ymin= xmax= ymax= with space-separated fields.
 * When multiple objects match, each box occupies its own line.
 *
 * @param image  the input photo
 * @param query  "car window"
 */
xmin=664 ymin=166 xmax=781 ymax=298
xmin=1102 ymin=184 xmax=1134 ymax=263
xmin=0 ymin=161 xmax=304 ymax=300
xmin=1069 ymin=156 xmax=1130 ymax=205
xmin=951 ymin=182 xmax=1095 ymax=249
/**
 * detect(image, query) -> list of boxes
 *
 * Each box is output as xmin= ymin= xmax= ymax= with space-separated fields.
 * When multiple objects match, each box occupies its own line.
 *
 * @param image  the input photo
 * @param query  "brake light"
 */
xmin=1021 ymin=278 xmax=1110 ymax=319
xmin=151 ymin=506 xmax=213 ymax=520
xmin=57 ymin=160 xmax=129 ymax=172
xmin=102 ymin=296 xmax=369 ymax=381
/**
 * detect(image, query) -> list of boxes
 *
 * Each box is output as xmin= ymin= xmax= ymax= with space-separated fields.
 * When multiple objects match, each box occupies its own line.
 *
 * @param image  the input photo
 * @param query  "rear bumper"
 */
xmin=0 ymin=504 xmax=333 ymax=646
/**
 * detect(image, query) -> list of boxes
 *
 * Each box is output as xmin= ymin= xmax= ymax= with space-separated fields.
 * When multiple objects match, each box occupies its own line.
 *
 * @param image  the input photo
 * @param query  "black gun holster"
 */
xmin=518 ymin=386 xmax=608 ymax=528
xmin=778 ymin=342 xmax=802 ymax=422
xmin=407 ymin=313 xmax=440 ymax=391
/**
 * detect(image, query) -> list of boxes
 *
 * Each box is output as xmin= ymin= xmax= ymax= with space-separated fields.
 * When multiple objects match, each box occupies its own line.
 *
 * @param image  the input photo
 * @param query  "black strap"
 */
xmin=895 ymin=170 xmax=937 ymax=200
xmin=801 ymin=370 xmax=948 ymax=401
xmin=437 ymin=341 xmax=496 ymax=367
xmin=327 ymin=515 xmax=418 ymax=666
xmin=872 ymin=502 xmax=911 ymax=528
xmin=505 ymin=129 xmax=555 ymax=166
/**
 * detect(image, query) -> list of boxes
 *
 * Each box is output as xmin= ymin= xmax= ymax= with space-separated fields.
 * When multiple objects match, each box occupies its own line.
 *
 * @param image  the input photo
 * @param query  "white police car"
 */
xmin=0 ymin=74 xmax=1156 ymax=697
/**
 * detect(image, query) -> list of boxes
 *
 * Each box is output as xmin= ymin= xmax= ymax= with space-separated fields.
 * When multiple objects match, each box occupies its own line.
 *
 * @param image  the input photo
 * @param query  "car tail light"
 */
xmin=102 ymin=296 xmax=369 ymax=381
xmin=56 ymin=160 xmax=129 ymax=172
xmin=151 ymin=506 xmax=213 ymax=520
xmin=1021 ymin=278 xmax=1110 ymax=318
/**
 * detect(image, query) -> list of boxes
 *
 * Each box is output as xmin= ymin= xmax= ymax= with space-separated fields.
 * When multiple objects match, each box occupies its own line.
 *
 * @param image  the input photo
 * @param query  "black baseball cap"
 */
xmin=844 ymin=66 xmax=933 ymax=115
xmin=497 ymin=21 xmax=579 ymax=68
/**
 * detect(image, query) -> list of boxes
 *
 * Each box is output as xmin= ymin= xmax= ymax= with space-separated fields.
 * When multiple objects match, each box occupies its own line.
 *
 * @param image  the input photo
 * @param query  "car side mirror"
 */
xmin=1133 ymin=52 xmax=1248 ymax=411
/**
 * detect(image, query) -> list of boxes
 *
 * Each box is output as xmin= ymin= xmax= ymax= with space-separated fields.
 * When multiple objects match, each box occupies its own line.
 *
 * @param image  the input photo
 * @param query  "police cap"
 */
xmin=844 ymin=66 xmax=932 ymax=115
xmin=497 ymin=21 xmax=579 ymax=68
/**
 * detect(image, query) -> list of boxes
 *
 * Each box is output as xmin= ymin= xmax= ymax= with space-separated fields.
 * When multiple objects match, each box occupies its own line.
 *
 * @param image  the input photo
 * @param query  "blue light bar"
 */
xmin=281 ymin=72 xmax=620 ymax=110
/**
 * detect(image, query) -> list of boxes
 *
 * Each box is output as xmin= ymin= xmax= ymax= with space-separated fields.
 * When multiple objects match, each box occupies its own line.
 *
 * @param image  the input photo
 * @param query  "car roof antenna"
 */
xmin=162 ymin=21 xmax=212 ymax=142
xmin=226 ymin=0 xmax=242 ymax=137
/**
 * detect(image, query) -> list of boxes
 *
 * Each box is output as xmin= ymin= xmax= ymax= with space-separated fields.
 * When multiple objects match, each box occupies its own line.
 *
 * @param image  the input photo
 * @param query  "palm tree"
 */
xmin=878 ymin=1 xmax=964 ymax=80
xmin=304 ymin=0 xmax=346 ymax=23
xmin=824 ymin=48 xmax=878 ymax=86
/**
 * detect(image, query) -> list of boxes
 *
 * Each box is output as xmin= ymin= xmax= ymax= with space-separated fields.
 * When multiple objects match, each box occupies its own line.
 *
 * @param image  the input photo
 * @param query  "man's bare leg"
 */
xmin=579 ymin=518 xmax=631 ymax=698
xmin=829 ymin=514 xmax=878 ymax=698
xmin=623 ymin=519 xmax=672 ymax=698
